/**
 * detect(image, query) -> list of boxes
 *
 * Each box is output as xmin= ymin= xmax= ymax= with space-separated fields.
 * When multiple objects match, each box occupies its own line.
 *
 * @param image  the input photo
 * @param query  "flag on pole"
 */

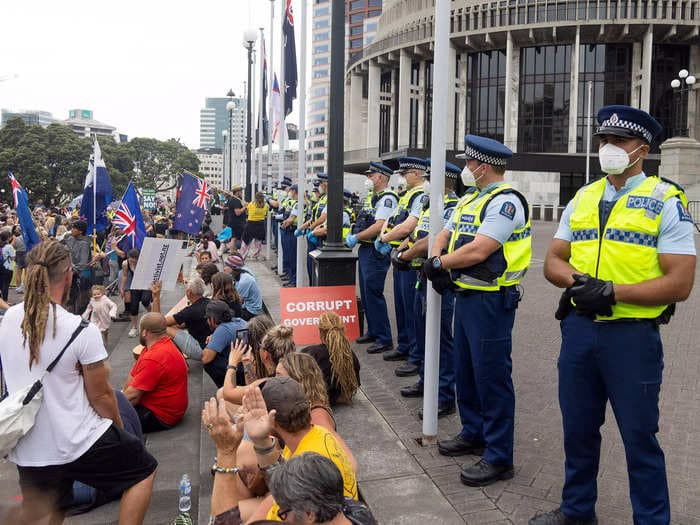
xmin=173 ymin=172 xmax=210 ymax=235
xmin=113 ymin=183 xmax=146 ymax=252
xmin=283 ymin=0 xmax=297 ymax=116
xmin=270 ymin=74 xmax=288 ymax=144
xmin=79 ymin=139 xmax=113 ymax=233
xmin=7 ymin=172 xmax=40 ymax=253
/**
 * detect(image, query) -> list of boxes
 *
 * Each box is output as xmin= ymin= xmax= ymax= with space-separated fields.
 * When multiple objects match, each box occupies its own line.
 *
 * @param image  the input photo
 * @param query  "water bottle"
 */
xmin=171 ymin=474 xmax=193 ymax=525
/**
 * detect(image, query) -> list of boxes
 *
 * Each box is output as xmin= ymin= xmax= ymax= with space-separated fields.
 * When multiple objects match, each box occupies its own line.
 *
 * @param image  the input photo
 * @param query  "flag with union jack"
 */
xmin=7 ymin=172 xmax=40 ymax=253
xmin=113 ymin=183 xmax=146 ymax=252
xmin=173 ymin=172 xmax=210 ymax=235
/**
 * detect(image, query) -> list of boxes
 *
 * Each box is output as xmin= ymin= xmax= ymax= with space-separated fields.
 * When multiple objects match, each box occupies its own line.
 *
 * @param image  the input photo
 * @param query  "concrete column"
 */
xmin=640 ymin=26 xmax=654 ymax=111
xmin=457 ymin=52 xmax=467 ymax=146
xmin=397 ymin=50 xmax=411 ymax=150
xmin=689 ymin=45 xmax=700 ymax=140
xmin=417 ymin=60 xmax=426 ymax=149
xmin=503 ymin=32 xmax=520 ymax=152
xmin=390 ymin=68 xmax=398 ymax=151
xmin=568 ymin=27 xmax=581 ymax=153
xmin=659 ymin=136 xmax=700 ymax=187
xmin=631 ymin=42 xmax=642 ymax=108
xmin=349 ymin=73 xmax=364 ymax=149
xmin=366 ymin=61 xmax=381 ymax=154
xmin=446 ymin=43 xmax=457 ymax=150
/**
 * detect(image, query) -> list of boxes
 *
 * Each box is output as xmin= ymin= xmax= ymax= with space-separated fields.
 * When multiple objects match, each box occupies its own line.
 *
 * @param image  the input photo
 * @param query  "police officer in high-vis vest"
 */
xmin=531 ymin=107 xmax=696 ymax=525
xmin=423 ymin=135 xmax=531 ymax=487
xmin=377 ymin=157 xmax=428 ymax=371
xmin=309 ymin=189 xmax=354 ymax=241
xmin=345 ymin=162 xmax=398 ymax=353
xmin=393 ymin=160 xmax=467 ymax=417
xmin=280 ymin=183 xmax=299 ymax=286
xmin=297 ymin=173 xmax=329 ymax=281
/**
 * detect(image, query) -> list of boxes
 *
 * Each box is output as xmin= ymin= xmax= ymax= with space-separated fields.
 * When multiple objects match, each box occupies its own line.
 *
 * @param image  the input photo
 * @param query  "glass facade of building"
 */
xmin=464 ymin=49 xmax=507 ymax=142
xmin=651 ymin=44 xmax=690 ymax=146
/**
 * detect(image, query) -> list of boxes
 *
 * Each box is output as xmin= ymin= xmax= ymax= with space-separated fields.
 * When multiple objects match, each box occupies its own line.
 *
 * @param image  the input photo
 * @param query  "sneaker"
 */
xmin=15 ymin=285 xmax=24 ymax=293
xmin=128 ymin=327 xmax=138 ymax=338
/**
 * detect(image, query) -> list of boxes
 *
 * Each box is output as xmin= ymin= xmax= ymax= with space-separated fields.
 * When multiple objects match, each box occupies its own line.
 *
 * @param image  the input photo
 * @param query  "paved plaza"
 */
xmin=0 ymin=221 xmax=698 ymax=524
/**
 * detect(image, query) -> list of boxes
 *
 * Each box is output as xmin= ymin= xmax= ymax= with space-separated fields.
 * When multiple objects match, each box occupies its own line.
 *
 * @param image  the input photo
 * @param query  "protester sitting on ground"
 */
xmin=222 ymin=325 xmax=295 ymax=405
xmin=303 ymin=311 xmax=361 ymax=405
xmin=196 ymin=261 xmax=218 ymax=297
xmin=0 ymin=240 xmax=156 ymax=524
xmin=122 ymin=312 xmax=188 ymax=432
xmin=198 ymin=250 xmax=213 ymax=265
xmin=223 ymin=254 xmax=264 ymax=320
xmin=151 ymin=278 xmax=211 ymax=360
xmin=120 ymin=248 xmax=152 ymax=337
xmin=213 ymin=378 xmax=359 ymax=522
xmin=203 ymin=300 xmax=248 ymax=388
xmin=82 ymin=284 xmax=118 ymax=345
xmin=211 ymin=271 xmax=244 ymax=318
xmin=196 ymin=234 xmax=220 ymax=264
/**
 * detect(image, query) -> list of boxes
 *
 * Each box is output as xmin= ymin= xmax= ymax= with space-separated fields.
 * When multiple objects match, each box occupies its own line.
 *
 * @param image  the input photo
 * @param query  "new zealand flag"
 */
xmin=283 ymin=0 xmax=297 ymax=116
xmin=173 ymin=172 xmax=210 ymax=235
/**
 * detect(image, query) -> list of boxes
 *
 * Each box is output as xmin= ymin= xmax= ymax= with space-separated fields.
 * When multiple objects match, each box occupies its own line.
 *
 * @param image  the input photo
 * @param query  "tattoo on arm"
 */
xmin=83 ymin=360 xmax=105 ymax=370
xmin=243 ymin=362 xmax=255 ymax=385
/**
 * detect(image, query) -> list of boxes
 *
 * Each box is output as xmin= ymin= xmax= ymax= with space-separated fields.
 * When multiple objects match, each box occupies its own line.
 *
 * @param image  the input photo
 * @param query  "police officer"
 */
xmin=297 ymin=173 xmax=329 ymax=281
xmin=377 ymin=158 xmax=428 ymax=370
xmin=394 ymin=161 xmax=466 ymax=417
xmin=531 ymin=107 xmax=697 ymax=525
xmin=423 ymin=135 xmax=531 ymax=486
xmin=280 ymin=183 xmax=300 ymax=286
xmin=310 ymin=189 xmax=354 ymax=242
xmin=345 ymin=162 xmax=398 ymax=353
xmin=271 ymin=177 xmax=292 ymax=281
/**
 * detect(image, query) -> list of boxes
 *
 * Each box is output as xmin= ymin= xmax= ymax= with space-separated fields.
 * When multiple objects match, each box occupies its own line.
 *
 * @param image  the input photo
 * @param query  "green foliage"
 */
xmin=0 ymin=117 xmax=200 ymax=205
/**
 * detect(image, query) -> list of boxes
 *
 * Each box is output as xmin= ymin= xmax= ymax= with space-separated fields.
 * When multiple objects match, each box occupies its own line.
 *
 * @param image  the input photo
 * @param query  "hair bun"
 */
xmin=278 ymin=325 xmax=294 ymax=338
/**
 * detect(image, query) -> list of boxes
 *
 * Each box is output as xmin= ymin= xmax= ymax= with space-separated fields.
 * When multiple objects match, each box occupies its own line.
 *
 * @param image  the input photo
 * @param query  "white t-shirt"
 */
xmin=0 ymin=303 xmax=112 ymax=466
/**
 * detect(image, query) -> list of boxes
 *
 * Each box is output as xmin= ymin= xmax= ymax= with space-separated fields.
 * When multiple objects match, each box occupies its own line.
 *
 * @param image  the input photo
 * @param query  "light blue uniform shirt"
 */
xmin=374 ymin=192 xmax=398 ymax=222
xmin=408 ymin=188 xmax=428 ymax=219
xmin=446 ymin=183 xmax=526 ymax=244
xmin=555 ymin=173 xmax=696 ymax=255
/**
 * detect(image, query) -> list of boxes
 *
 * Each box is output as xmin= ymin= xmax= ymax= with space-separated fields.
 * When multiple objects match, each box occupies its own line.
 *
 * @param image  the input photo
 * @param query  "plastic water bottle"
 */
xmin=171 ymin=474 xmax=193 ymax=525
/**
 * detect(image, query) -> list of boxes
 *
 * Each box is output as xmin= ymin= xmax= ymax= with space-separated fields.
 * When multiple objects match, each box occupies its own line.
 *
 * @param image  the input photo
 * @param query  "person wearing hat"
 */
xmin=392 ymin=160 xmax=468 ymax=416
xmin=297 ymin=173 xmax=329 ymax=282
xmin=279 ymin=184 xmax=301 ymax=286
xmin=531 ymin=107 xmax=696 ymax=525
xmin=223 ymin=254 xmax=264 ymax=320
xmin=200 ymin=299 xmax=247 ymax=387
xmin=424 ymin=135 xmax=531 ymax=486
xmin=309 ymin=189 xmax=354 ymax=245
xmin=376 ymin=157 xmax=428 ymax=367
xmin=223 ymin=185 xmax=247 ymax=254
xmin=64 ymin=219 xmax=92 ymax=313
xmin=345 ymin=162 xmax=398 ymax=352
xmin=267 ymin=177 xmax=291 ymax=258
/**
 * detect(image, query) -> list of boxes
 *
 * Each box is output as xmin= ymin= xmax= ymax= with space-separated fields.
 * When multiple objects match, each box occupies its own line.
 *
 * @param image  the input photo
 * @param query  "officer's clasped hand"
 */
xmin=306 ymin=231 xmax=319 ymax=245
xmin=554 ymin=288 xmax=574 ymax=320
xmin=390 ymin=249 xmax=410 ymax=271
xmin=569 ymin=273 xmax=616 ymax=318
xmin=294 ymin=228 xmax=304 ymax=238
xmin=374 ymin=239 xmax=392 ymax=256
xmin=345 ymin=233 xmax=358 ymax=249
xmin=422 ymin=256 xmax=443 ymax=281
xmin=430 ymin=271 xmax=453 ymax=295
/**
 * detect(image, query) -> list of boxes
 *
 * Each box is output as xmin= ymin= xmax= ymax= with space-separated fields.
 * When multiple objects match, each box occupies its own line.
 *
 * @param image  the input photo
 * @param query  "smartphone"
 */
xmin=236 ymin=329 xmax=249 ymax=346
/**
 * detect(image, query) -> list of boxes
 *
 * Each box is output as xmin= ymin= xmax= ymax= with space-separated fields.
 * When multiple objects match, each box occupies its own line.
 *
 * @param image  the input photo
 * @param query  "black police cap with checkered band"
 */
xmin=456 ymin=134 xmax=513 ymax=166
xmin=594 ymin=105 xmax=662 ymax=144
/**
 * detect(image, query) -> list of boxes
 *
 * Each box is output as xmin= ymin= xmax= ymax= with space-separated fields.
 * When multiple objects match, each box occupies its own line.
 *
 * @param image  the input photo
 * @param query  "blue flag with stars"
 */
xmin=174 ymin=172 xmax=211 ymax=235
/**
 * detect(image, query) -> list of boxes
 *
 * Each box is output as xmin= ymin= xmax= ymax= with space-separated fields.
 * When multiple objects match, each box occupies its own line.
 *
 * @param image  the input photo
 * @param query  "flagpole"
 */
xmin=250 ymin=45 xmax=257 ymax=201
xmin=266 ymin=0 xmax=275 ymax=263
xmin=277 ymin=0 xmax=286 ymax=276
xmin=257 ymin=28 xmax=265 ymax=197
xmin=295 ymin=0 xmax=307 ymax=287
xmin=92 ymin=138 xmax=98 ymax=253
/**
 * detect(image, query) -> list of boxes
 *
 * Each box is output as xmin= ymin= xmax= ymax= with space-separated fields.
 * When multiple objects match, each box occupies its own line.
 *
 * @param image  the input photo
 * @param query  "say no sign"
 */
xmin=280 ymin=286 xmax=360 ymax=345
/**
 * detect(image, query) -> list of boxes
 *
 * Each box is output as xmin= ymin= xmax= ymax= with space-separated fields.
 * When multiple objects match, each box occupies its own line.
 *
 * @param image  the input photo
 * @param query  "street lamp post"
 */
xmin=243 ymin=29 xmax=258 ymax=202
xmin=671 ymin=69 xmax=697 ymax=137
xmin=226 ymin=89 xmax=235 ymax=191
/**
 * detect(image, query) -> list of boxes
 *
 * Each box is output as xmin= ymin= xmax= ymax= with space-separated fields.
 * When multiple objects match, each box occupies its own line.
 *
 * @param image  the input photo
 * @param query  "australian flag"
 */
xmin=174 ymin=172 xmax=210 ymax=235
xmin=7 ymin=172 xmax=40 ymax=253
xmin=283 ymin=0 xmax=297 ymax=116
xmin=79 ymin=139 xmax=113 ymax=233
xmin=113 ymin=183 xmax=146 ymax=252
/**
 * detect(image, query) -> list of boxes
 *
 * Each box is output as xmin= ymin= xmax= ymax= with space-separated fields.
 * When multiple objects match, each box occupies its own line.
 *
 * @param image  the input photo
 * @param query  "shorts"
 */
xmin=127 ymin=289 xmax=152 ymax=316
xmin=173 ymin=329 xmax=203 ymax=359
xmin=17 ymin=425 xmax=157 ymax=514
xmin=15 ymin=252 xmax=26 ymax=269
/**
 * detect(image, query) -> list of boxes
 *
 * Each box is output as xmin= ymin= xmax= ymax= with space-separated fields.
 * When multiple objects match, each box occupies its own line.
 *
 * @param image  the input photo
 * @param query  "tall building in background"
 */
xmin=307 ymin=0 xmax=383 ymax=175
xmin=1 ymin=109 xmax=55 ymax=128
xmin=194 ymin=147 xmax=224 ymax=189
xmin=199 ymin=97 xmax=245 ymax=149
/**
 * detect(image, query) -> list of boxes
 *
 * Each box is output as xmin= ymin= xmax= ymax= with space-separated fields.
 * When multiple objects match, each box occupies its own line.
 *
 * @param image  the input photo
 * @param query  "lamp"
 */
xmin=670 ymin=69 xmax=696 ymax=137
xmin=243 ymin=29 xmax=257 ymax=201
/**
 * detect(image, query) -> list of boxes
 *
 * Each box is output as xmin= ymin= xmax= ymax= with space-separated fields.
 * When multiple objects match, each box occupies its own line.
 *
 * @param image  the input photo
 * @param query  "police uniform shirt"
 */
xmin=317 ymin=198 xmax=327 ymax=216
xmin=374 ymin=193 xmax=399 ymax=222
xmin=555 ymin=173 xmax=697 ymax=255
xmin=342 ymin=210 xmax=351 ymax=228
xmin=408 ymin=191 xmax=428 ymax=220
xmin=446 ymin=183 xmax=526 ymax=244
xmin=443 ymin=192 xmax=459 ymax=226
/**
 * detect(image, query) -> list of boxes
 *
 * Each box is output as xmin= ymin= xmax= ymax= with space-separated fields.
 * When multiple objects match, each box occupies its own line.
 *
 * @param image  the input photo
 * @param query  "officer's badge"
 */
xmin=610 ymin=113 xmax=619 ymax=124
xmin=677 ymin=201 xmax=693 ymax=222
xmin=499 ymin=201 xmax=516 ymax=220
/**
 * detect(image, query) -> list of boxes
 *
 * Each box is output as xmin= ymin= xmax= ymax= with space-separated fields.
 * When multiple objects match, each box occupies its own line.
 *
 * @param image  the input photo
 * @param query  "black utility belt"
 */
xmin=454 ymin=285 xmax=515 ymax=296
xmin=592 ymin=318 xmax=656 ymax=325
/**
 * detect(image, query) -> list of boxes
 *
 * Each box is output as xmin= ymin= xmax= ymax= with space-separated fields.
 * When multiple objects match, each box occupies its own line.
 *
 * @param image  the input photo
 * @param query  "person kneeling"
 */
xmin=123 ymin=312 xmax=189 ymax=433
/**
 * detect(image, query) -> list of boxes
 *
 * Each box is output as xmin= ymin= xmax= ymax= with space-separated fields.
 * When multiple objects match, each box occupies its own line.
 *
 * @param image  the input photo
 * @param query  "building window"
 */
xmin=651 ymin=44 xmax=690 ymax=148
xmin=368 ymin=0 xmax=382 ymax=6
xmin=314 ymin=31 xmax=329 ymax=41
xmin=369 ymin=9 xmax=381 ymax=16
xmin=409 ymin=98 xmax=419 ymax=148
xmin=424 ymin=61 xmax=434 ymax=147
xmin=464 ymin=49 xmax=506 ymax=142
xmin=313 ymin=44 xmax=329 ymax=54
xmin=518 ymin=45 xmax=571 ymax=153
xmin=350 ymin=0 xmax=365 ymax=9
xmin=350 ymin=38 xmax=362 ymax=49
xmin=350 ymin=26 xmax=362 ymax=35
xmin=577 ymin=44 xmax=632 ymax=152
xmin=411 ymin=61 xmax=420 ymax=85
xmin=560 ymin=172 xmax=603 ymax=205
xmin=350 ymin=12 xmax=364 ymax=22
xmin=314 ymin=6 xmax=329 ymax=16
xmin=379 ymin=71 xmax=392 ymax=154
xmin=315 ymin=19 xmax=329 ymax=28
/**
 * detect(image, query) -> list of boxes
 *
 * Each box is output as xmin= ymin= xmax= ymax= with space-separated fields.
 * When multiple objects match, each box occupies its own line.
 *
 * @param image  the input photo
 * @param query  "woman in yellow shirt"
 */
xmin=242 ymin=192 xmax=268 ymax=260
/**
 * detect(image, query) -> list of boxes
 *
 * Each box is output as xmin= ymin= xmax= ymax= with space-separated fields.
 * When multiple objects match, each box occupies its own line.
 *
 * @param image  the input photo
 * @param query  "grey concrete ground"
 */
xmin=0 ymin=221 xmax=698 ymax=525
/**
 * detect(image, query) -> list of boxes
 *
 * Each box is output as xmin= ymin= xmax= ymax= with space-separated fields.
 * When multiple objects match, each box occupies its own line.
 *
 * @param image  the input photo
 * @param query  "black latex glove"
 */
xmin=422 ymin=256 xmax=443 ymax=281
xmin=390 ymin=249 xmax=410 ymax=271
xmin=431 ymin=270 xmax=453 ymax=295
xmin=554 ymin=288 xmax=574 ymax=320
xmin=569 ymin=273 xmax=616 ymax=317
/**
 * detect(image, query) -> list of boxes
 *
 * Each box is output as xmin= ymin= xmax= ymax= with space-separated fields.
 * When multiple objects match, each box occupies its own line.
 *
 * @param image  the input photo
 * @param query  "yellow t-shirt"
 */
xmin=267 ymin=425 xmax=358 ymax=521
xmin=247 ymin=202 xmax=268 ymax=222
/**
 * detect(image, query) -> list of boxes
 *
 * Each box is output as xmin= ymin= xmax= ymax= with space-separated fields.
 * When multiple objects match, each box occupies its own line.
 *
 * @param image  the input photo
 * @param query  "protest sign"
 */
xmin=130 ymin=238 xmax=188 ymax=291
xmin=280 ymin=286 xmax=360 ymax=345
xmin=141 ymin=188 xmax=157 ymax=211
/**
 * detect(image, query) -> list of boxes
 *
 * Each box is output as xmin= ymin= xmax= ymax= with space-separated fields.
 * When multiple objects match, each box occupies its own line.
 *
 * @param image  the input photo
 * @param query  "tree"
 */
xmin=128 ymin=138 xmax=200 ymax=192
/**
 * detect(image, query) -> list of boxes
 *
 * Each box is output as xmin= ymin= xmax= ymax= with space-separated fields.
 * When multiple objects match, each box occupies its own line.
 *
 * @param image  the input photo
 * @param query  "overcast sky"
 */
xmin=1 ymin=0 xmax=306 ymax=149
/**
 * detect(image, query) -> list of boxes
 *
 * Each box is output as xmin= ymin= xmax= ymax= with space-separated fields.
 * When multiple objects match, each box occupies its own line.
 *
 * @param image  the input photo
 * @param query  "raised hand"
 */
xmin=241 ymin=386 xmax=276 ymax=446
xmin=229 ymin=338 xmax=250 ymax=368
xmin=202 ymin=397 xmax=243 ymax=456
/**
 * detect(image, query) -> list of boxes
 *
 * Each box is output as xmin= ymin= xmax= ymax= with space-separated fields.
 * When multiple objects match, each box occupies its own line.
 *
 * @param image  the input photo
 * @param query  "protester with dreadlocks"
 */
xmin=0 ymin=240 xmax=157 ymax=524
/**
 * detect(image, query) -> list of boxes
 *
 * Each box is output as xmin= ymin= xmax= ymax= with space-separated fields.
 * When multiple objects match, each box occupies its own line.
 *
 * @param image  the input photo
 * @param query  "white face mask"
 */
xmin=461 ymin=164 xmax=486 ymax=186
xmin=422 ymin=179 xmax=430 ymax=193
xmin=396 ymin=176 xmax=406 ymax=187
xmin=598 ymin=143 xmax=643 ymax=175
xmin=364 ymin=178 xmax=374 ymax=191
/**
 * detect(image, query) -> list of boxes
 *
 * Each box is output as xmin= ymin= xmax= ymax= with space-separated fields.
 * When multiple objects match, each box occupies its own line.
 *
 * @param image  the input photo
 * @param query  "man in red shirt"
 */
xmin=123 ymin=313 xmax=188 ymax=433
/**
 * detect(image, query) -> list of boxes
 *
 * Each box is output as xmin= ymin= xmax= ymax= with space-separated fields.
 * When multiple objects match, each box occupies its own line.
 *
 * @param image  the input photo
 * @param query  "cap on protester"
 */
xmin=205 ymin=300 xmax=232 ymax=323
xmin=224 ymin=254 xmax=245 ymax=272
xmin=395 ymin=157 xmax=429 ymax=174
xmin=72 ymin=220 xmax=87 ymax=234
xmin=364 ymin=161 xmax=393 ymax=178
xmin=594 ymin=105 xmax=662 ymax=144
xmin=456 ymin=134 xmax=513 ymax=166
xmin=231 ymin=184 xmax=243 ymax=193
xmin=260 ymin=377 xmax=309 ymax=425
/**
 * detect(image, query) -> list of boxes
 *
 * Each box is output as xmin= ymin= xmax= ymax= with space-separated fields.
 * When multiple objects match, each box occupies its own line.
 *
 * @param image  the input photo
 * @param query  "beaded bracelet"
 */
xmin=211 ymin=464 xmax=240 ymax=475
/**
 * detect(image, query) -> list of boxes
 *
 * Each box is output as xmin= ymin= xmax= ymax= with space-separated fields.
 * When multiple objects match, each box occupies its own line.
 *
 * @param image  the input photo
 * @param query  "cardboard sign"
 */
xmin=280 ymin=286 xmax=360 ymax=345
xmin=130 ymin=238 xmax=189 ymax=291
xmin=141 ymin=188 xmax=157 ymax=211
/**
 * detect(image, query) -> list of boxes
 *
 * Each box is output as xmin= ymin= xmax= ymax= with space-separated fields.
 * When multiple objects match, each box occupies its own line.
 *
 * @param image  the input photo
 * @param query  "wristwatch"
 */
xmin=227 ymin=364 xmax=239 ymax=370
xmin=431 ymin=256 xmax=442 ymax=271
